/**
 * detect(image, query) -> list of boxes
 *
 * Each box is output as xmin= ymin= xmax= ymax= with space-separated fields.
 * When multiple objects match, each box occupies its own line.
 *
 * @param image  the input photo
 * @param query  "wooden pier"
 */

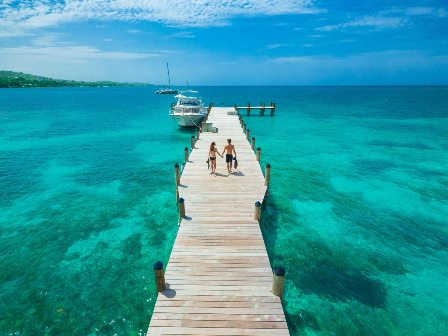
xmin=234 ymin=102 xmax=276 ymax=116
xmin=147 ymin=106 xmax=289 ymax=335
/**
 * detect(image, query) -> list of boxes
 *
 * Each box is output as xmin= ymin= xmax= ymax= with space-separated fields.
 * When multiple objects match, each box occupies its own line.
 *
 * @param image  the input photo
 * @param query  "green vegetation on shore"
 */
xmin=0 ymin=71 xmax=152 ymax=88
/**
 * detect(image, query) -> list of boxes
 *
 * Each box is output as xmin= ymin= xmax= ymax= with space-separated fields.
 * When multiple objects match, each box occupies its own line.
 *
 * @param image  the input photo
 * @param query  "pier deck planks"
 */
xmin=147 ymin=107 xmax=289 ymax=336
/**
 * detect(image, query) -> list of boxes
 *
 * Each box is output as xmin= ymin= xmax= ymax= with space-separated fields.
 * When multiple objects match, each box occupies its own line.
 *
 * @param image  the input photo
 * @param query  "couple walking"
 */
xmin=209 ymin=139 xmax=237 ymax=175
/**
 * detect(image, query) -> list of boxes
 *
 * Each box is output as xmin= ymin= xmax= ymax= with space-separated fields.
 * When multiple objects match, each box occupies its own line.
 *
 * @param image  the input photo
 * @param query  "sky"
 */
xmin=0 ymin=0 xmax=447 ymax=85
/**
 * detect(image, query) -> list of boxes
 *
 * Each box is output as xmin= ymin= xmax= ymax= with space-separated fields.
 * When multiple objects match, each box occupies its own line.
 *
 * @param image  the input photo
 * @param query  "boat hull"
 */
xmin=171 ymin=114 xmax=205 ymax=127
xmin=155 ymin=89 xmax=178 ymax=94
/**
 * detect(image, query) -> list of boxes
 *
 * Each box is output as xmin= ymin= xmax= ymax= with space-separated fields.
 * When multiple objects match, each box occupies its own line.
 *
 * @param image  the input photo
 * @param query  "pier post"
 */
xmin=243 ymin=123 xmax=246 ymax=134
xmin=261 ymin=103 xmax=265 ymax=116
xmin=247 ymin=103 xmax=251 ymax=116
xmin=196 ymin=127 xmax=200 ymax=140
xmin=265 ymin=163 xmax=271 ymax=187
xmin=174 ymin=163 xmax=180 ymax=186
xmin=247 ymin=129 xmax=250 ymax=141
xmin=184 ymin=147 xmax=189 ymax=163
xmin=153 ymin=261 xmax=166 ymax=292
xmin=191 ymin=135 xmax=195 ymax=149
xmin=272 ymin=266 xmax=285 ymax=298
xmin=178 ymin=197 xmax=185 ymax=220
xmin=271 ymin=102 xmax=275 ymax=116
xmin=251 ymin=137 xmax=255 ymax=150
xmin=254 ymin=201 xmax=262 ymax=221
xmin=256 ymin=147 xmax=261 ymax=161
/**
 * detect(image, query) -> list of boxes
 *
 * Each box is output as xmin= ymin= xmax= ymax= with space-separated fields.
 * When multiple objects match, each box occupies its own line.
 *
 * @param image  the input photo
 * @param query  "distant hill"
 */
xmin=0 ymin=71 xmax=152 ymax=88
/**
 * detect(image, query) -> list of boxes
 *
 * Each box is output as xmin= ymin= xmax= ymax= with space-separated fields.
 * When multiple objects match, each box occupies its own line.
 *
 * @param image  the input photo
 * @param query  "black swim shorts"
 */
xmin=226 ymin=154 xmax=233 ymax=163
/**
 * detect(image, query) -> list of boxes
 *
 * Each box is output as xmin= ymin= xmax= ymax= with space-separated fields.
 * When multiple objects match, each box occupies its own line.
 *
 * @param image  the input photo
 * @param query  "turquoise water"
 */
xmin=0 ymin=87 xmax=447 ymax=335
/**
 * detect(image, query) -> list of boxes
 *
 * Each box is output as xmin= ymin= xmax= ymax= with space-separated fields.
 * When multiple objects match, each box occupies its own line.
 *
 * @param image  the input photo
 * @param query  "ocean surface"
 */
xmin=0 ymin=86 xmax=447 ymax=336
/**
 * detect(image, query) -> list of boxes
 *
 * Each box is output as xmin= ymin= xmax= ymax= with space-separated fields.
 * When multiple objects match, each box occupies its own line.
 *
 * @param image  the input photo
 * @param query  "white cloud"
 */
xmin=397 ymin=7 xmax=447 ymax=18
xmin=273 ymin=50 xmax=448 ymax=69
xmin=264 ymin=43 xmax=293 ymax=49
xmin=317 ymin=15 xmax=406 ymax=31
xmin=171 ymin=31 xmax=195 ymax=39
xmin=0 ymin=45 xmax=159 ymax=60
xmin=406 ymin=7 xmax=435 ymax=16
xmin=0 ymin=0 xmax=323 ymax=36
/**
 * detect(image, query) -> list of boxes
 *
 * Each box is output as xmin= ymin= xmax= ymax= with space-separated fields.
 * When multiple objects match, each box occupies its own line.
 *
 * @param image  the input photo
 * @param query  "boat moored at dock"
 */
xmin=170 ymin=94 xmax=207 ymax=127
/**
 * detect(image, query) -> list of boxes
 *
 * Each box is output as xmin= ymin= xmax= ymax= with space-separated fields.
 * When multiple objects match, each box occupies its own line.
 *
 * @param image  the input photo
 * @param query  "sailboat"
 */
xmin=155 ymin=63 xmax=178 ymax=94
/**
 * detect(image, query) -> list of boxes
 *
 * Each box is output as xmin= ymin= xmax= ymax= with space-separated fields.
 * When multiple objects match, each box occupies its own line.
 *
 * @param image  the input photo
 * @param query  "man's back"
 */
xmin=224 ymin=144 xmax=234 ymax=155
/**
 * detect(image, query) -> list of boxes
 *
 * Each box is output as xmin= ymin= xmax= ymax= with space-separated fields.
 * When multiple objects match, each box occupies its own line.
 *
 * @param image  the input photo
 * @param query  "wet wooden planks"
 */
xmin=147 ymin=107 xmax=289 ymax=336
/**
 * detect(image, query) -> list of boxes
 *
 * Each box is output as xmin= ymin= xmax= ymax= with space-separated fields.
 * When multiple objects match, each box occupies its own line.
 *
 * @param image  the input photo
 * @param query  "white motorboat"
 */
xmin=170 ymin=94 xmax=207 ymax=127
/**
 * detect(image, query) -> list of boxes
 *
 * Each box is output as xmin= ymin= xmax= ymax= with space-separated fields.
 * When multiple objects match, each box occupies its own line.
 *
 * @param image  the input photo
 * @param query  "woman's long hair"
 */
xmin=209 ymin=142 xmax=216 ymax=152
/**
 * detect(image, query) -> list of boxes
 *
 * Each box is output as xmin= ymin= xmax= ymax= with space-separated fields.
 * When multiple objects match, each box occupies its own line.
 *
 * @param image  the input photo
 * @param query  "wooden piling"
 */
xmin=247 ymin=103 xmax=251 ymax=116
xmin=191 ymin=135 xmax=195 ymax=149
xmin=261 ymin=103 xmax=265 ymax=116
xmin=254 ymin=201 xmax=262 ymax=221
xmin=251 ymin=137 xmax=255 ymax=150
xmin=272 ymin=266 xmax=285 ymax=298
xmin=246 ymin=129 xmax=250 ymax=141
xmin=178 ymin=197 xmax=185 ymax=220
xmin=174 ymin=163 xmax=180 ymax=186
xmin=271 ymin=102 xmax=276 ymax=116
xmin=265 ymin=163 xmax=271 ymax=187
xmin=242 ymin=123 xmax=246 ymax=133
xmin=153 ymin=261 xmax=166 ymax=292
xmin=184 ymin=147 xmax=189 ymax=163
xmin=256 ymin=147 xmax=261 ymax=161
xmin=196 ymin=127 xmax=200 ymax=140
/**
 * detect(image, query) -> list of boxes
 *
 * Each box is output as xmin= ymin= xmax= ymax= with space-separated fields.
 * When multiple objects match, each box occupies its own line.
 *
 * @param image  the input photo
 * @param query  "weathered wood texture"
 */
xmin=147 ymin=107 xmax=289 ymax=336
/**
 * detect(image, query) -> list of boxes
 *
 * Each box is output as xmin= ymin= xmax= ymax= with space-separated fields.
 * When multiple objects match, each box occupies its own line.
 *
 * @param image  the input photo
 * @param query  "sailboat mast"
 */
xmin=166 ymin=62 xmax=171 ymax=88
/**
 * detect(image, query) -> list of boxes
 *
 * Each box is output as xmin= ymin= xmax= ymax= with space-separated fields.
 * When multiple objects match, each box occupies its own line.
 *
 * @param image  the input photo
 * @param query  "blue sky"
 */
xmin=1 ymin=0 xmax=447 ymax=85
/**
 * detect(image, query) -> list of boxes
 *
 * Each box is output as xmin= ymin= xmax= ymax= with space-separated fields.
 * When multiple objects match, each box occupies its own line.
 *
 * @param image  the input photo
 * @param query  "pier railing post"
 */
xmin=254 ymin=201 xmax=262 ymax=221
xmin=247 ymin=129 xmax=250 ymax=141
xmin=261 ymin=103 xmax=265 ymax=116
xmin=191 ymin=135 xmax=195 ymax=149
xmin=184 ymin=147 xmax=189 ymax=163
xmin=247 ymin=103 xmax=251 ymax=116
xmin=196 ymin=127 xmax=200 ymax=140
xmin=242 ymin=123 xmax=246 ymax=133
xmin=271 ymin=102 xmax=275 ymax=116
xmin=174 ymin=163 xmax=180 ymax=186
xmin=178 ymin=197 xmax=185 ymax=220
xmin=256 ymin=147 xmax=261 ymax=161
xmin=272 ymin=266 xmax=285 ymax=298
xmin=265 ymin=163 xmax=271 ymax=187
xmin=251 ymin=137 xmax=255 ymax=150
xmin=153 ymin=261 xmax=166 ymax=292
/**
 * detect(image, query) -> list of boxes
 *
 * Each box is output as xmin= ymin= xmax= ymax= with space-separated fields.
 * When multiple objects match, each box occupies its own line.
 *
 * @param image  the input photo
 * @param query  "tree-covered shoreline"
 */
xmin=0 ymin=71 xmax=152 ymax=88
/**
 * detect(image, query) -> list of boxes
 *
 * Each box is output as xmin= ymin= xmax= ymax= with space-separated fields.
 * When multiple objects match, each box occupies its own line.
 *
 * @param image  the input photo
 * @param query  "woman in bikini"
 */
xmin=209 ymin=142 xmax=222 ymax=174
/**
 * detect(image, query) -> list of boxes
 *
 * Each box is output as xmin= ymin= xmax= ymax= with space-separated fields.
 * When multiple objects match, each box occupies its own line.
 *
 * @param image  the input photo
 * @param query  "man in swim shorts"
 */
xmin=222 ymin=138 xmax=236 ymax=174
